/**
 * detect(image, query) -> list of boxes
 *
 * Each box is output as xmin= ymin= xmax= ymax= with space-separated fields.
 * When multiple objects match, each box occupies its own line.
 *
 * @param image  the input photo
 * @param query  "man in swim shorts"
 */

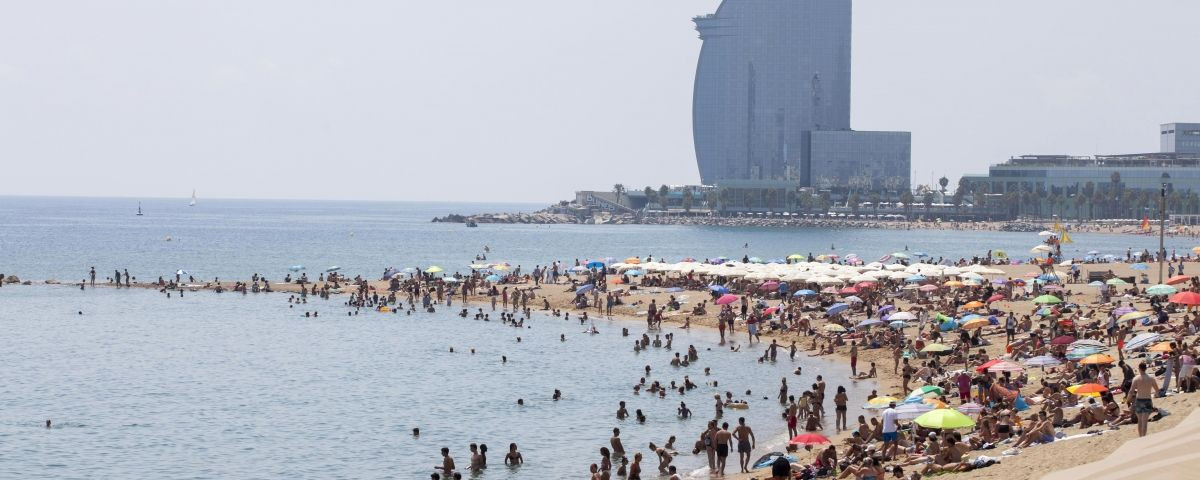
xmin=1127 ymin=361 xmax=1161 ymax=437
xmin=733 ymin=417 xmax=756 ymax=473
xmin=714 ymin=422 xmax=732 ymax=475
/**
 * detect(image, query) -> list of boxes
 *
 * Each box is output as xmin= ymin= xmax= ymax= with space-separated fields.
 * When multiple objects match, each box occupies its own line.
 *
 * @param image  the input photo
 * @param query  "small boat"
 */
xmin=136 ymin=202 xmax=144 ymax=216
xmin=189 ymin=189 xmax=197 ymax=207
xmin=466 ymin=220 xmax=478 ymax=228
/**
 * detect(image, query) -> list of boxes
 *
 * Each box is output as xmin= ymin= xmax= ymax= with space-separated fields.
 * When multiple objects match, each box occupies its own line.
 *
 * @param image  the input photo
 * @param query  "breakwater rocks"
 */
xmin=998 ymin=222 xmax=1048 ymax=233
xmin=432 ymin=212 xmax=582 ymax=224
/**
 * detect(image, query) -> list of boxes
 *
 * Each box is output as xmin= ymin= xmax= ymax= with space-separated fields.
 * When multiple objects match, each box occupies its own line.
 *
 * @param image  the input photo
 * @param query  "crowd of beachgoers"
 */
xmin=9 ymin=234 xmax=1200 ymax=479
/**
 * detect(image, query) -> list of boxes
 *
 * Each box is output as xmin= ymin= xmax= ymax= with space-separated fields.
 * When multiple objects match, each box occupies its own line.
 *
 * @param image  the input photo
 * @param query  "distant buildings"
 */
xmin=963 ymin=123 xmax=1200 ymax=195
xmin=691 ymin=0 xmax=910 ymax=191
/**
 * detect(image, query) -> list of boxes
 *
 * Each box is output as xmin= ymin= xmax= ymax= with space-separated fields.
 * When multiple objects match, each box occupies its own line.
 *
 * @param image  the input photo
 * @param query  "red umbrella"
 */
xmin=788 ymin=433 xmax=831 ymax=446
xmin=1051 ymin=335 xmax=1076 ymax=345
xmin=758 ymin=281 xmax=780 ymax=291
xmin=975 ymin=358 xmax=1003 ymax=373
xmin=839 ymin=287 xmax=858 ymax=295
xmin=1169 ymin=291 xmax=1200 ymax=305
xmin=763 ymin=306 xmax=780 ymax=315
xmin=855 ymin=281 xmax=875 ymax=289
xmin=986 ymin=294 xmax=1004 ymax=303
xmin=1166 ymin=275 xmax=1192 ymax=286
xmin=715 ymin=294 xmax=740 ymax=305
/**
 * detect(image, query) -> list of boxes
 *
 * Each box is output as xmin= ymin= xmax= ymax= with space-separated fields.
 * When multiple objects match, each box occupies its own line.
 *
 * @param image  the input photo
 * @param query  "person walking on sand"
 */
xmin=733 ymin=417 xmax=755 ymax=474
xmin=1127 ymin=362 xmax=1161 ymax=437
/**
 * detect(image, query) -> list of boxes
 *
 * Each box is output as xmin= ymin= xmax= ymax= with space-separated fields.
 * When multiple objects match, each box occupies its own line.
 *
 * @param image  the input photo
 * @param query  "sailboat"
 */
xmin=137 ymin=202 xmax=144 ymax=216
xmin=189 ymin=189 xmax=197 ymax=207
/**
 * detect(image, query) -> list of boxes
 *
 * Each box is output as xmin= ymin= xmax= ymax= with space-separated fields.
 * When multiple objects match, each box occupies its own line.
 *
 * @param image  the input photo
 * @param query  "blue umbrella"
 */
xmin=794 ymin=289 xmax=817 ymax=297
xmin=1037 ymin=273 xmax=1060 ymax=282
xmin=586 ymin=260 xmax=606 ymax=269
xmin=485 ymin=274 xmax=501 ymax=282
xmin=709 ymin=285 xmax=729 ymax=294
xmin=826 ymin=303 xmax=849 ymax=315
xmin=856 ymin=318 xmax=884 ymax=328
xmin=626 ymin=269 xmax=644 ymax=276
xmin=905 ymin=275 xmax=926 ymax=283
xmin=576 ymin=284 xmax=595 ymax=295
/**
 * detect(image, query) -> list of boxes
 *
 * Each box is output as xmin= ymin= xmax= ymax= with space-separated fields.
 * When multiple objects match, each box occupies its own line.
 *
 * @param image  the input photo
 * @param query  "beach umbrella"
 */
xmin=820 ymin=286 xmax=839 ymax=294
xmin=839 ymin=286 xmax=859 ymax=295
xmin=1033 ymin=295 xmax=1063 ymax=304
xmin=1148 ymin=342 xmax=1175 ymax=353
xmin=844 ymin=295 xmax=864 ymax=304
xmin=1051 ymin=335 xmax=1076 ymax=345
xmin=1067 ymin=383 xmax=1108 ymax=397
xmin=1118 ymin=311 xmax=1152 ymax=322
xmin=715 ymin=294 xmax=740 ymax=305
xmin=1131 ymin=263 xmax=1150 ymax=270
xmin=908 ymin=385 xmax=944 ymax=398
xmin=709 ymin=285 xmax=729 ymax=294
xmin=1193 ymin=246 xmax=1200 ymax=255
xmin=1041 ymin=285 xmax=1064 ymax=292
xmin=680 ymin=257 xmax=696 ymax=263
xmin=921 ymin=343 xmax=951 ymax=353
xmin=986 ymin=294 xmax=1004 ymax=303
xmin=575 ymin=284 xmax=595 ymax=295
xmin=788 ymin=433 xmax=831 ymax=446
xmin=787 ymin=254 xmax=805 ymax=261
xmin=1088 ymin=281 xmax=1105 ymax=287
xmin=1166 ymin=273 xmax=1195 ymax=285
xmin=961 ymin=300 xmax=985 ymax=310
xmin=994 ymin=250 xmax=1008 ymax=258
xmin=913 ymin=409 xmax=976 ymax=430
xmin=1105 ymin=278 xmax=1128 ymax=286
xmin=944 ymin=280 xmax=964 ymax=288
xmin=826 ymin=303 xmax=849 ymax=315
xmin=961 ymin=318 xmax=990 ymax=330
xmin=1031 ymin=245 xmax=1053 ymax=253
xmin=890 ymin=312 xmax=917 ymax=321
xmin=626 ymin=269 xmax=644 ymax=276
xmin=759 ymin=281 xmax=780 ymax=291
xmin=895 ymin=402 xmax=934 ymax=420
xmin=442 ymin=277 xmax=461 ymax=283
xmin=823 ymin=323 xmax=847 ymax=333
xmin=914 ymin=251 xmax=929 ymax=257
xmin=889 ymin=320 xmax=909 ymax=329
xmin=878 ymin=305 xmax=895 ymax=314
xmin=763 ymin=306 xmax=780 ymax=315
xmin=624 ymin=257 xmax=641 ymax=264
xmin=892 ymin=252 xmax=910 ymax=259
xmin=1070 ymin=339 xmax=1107 ymax=350
xmin=1079 ymin=353 xmax=1115 ymax=365
xmin=1147 ymin=284 xmax=1178 ymax=296
xmin=988 ymin=361 xmax=1025 ymax=373
xmin=485 ymin=274 xmax=501 ymax=282
xmin=906 ymin=274 xmax=927 ymax=283
xmin=1038 ymin=230 xmax=1056 ymax=237
xmin=325 ymin=266 xmax=341 ymax=272
xmin=856 ymin=318 xmax=884 ymax=329
xmin=1169 ymin=291 xmax=1200 ymax=305
xmin=425 ymin=266 xmax=444 ymax=273
xmin=1024 ymin=355 xmax=1062 ymax=367
xmin=863 ymin=396 xmax=900 ymax=409
xmin=568 ymin=265 xmax=588 ymax=273
xmin=1122 ymin=332 xmax=1162 ymax=351
xmin=793 ymin=289 xmax=817 ymax=297
xmin=586 ymin=260 xmax=605 ymax=269
xmin=748 ymin=257 xmax=764 ymax=264
xmin=288 ymin=265 xmax=305 ymax=272
xmin=918 ymin=284 xmax=939 ymax=292
xmin=957 ymin=402 xmax=985 ymax=415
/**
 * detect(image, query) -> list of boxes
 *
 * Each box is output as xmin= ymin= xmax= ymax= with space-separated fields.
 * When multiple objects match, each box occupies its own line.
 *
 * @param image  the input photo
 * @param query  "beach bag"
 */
xmin=1014 ymin=394 xmax=1029 ymax=411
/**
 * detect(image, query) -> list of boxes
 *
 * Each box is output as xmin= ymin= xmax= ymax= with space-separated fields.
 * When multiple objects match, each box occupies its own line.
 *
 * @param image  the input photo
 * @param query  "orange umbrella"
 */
xmin=1067 ymin=383 xmax=1109 ymax=397
xmin=624 ymin=257 xmax=642 ymax=264
xmin=1165 ymin=275 xmax=1191 ymax=285
xmin=1079 ymin=354 xmax=1115 ymax=365
xmin=1169 ymin=291 xmax=1200 ymax=305
xmin=1148 ymin=342 xmax=1174 ymax=353
xmin=961 ymin=301 xmax=985 ymax=310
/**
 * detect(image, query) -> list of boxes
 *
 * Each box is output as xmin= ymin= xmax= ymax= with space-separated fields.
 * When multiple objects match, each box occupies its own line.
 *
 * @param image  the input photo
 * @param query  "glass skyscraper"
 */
xmin=692 ymin=0 xmax=909 ymax=189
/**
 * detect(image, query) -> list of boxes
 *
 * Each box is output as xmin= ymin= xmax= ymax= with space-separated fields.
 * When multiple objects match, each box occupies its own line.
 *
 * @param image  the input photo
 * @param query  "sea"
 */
xmin=0 ymin=196 xmax=1193 ymax=478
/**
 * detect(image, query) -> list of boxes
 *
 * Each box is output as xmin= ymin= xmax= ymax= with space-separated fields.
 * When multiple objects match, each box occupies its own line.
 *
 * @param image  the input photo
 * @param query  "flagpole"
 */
xmin=1159 ymin=182 xmax=1167 ymax=284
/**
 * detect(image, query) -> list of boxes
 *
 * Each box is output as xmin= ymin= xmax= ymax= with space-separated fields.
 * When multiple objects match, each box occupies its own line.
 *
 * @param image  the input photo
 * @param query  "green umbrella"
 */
xmin=1146 ymin=284 xmax=1178 ymax=296
xmin=913 ymin=408 xmax=976 ymax=430
xmin=1032 ymin=294 xmax=1062 ymax=304
xmin=1106 ymin=278 xmax=1128 ymax=286
xmin=908 ymin=385 xmax=944 ymax=398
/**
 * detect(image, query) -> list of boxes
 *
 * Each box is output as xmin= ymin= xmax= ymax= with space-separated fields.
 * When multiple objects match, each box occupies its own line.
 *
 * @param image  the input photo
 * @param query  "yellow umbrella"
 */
xmin=1079 ymin=353 xmax=1115 ymax=365
xmin=944 ymin=280 xmax=964 ymax=288
xmin=961 ymin=300 xmax=985 ymax=310
xmin=921 ymin=343 xmax=952 ymax=353
xmin=787 ymin=254 xmax=805 ymax=260
xmin=1192 ymin=246 xmax=1200 ymax=255
xmin=823 ymin=324 xmax=847 ymax=333
xmin=424 ymin=266 xmax=444 ymax=273
xmin=491 ymin=264 xmax=509 ymax=271
xmin=624 ymin=257 xmax=642 ymax=264
xmin=864 ymin=396 xmax=900 ymax=409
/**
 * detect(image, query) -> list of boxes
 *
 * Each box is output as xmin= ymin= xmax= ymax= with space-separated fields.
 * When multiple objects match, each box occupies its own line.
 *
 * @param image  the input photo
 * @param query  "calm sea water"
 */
xmin=0 ymin=196 xmax=1191 ymax=478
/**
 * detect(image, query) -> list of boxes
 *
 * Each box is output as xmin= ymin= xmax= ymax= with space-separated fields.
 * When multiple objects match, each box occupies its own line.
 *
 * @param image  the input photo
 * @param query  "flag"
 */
xmin=1142 ymin=216 xmax=1151 ymax=231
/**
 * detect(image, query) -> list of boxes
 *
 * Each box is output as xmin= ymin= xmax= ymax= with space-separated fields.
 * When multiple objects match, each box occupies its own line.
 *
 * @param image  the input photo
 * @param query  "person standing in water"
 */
xmin=732 ymin=417 xmax=755 ymax=474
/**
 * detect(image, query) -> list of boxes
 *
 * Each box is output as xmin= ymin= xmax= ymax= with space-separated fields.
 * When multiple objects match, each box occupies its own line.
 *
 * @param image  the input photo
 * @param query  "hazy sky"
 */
xmin=2 ymin=1 xmax=1198 ymax=203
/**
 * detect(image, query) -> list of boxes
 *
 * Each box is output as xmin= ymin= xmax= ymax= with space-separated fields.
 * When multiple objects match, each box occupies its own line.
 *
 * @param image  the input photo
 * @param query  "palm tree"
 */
xmin=681 ymin=187 xmax=693 ymax=213
xmin=643 ymin=186 xmax=655 ymax=211
xmin=899 ymin=191 xmax=915 ymax=219
xmin=938 ymin=176 xmax=949 ymax=195
xmin=658 ymin=184 xmax=670 ymax=209
xmin=612 ymin=184 xmax=626 ymax=208
xmin=922 ymin=191 xmax=934 ymax=217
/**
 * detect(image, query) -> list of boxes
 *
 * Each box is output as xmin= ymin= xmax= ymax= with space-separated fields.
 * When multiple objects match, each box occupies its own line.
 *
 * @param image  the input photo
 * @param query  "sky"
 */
xmin=2 ymin=1 xmax=1198 ymax=203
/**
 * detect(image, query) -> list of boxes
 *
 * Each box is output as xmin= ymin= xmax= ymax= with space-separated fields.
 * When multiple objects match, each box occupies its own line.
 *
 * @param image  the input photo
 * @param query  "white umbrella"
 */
xmin=889 ymin=312 xmax=917 ymax=321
